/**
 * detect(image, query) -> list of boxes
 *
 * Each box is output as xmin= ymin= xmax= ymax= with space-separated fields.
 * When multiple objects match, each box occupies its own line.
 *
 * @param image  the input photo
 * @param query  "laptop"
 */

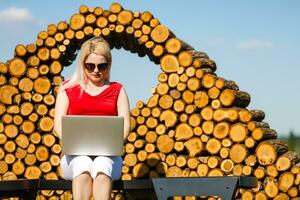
xmin=61 ymin=115 xmax=124 ymax=156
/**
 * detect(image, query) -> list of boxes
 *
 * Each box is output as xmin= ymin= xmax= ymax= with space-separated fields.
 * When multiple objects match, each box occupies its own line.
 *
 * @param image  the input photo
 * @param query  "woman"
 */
xmin=53 ymin=36 xmax=130 ymax=200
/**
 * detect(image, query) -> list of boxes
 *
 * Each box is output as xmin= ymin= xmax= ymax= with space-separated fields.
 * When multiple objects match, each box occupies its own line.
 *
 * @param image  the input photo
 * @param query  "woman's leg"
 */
xmin=68 ymin=155 xmax=93 ymax=200
xmin=93 ymin=172 xmax=112 ymax=200
xmin=73 ymin=171 xmax=93 ymax=200
xmin=92 ymin=156 xmax=117 ymax=200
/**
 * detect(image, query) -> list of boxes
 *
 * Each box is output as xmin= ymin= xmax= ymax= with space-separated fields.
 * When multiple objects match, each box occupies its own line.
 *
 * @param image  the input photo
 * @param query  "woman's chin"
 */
xmin=90 ymin=75 xmax=103 ymax=83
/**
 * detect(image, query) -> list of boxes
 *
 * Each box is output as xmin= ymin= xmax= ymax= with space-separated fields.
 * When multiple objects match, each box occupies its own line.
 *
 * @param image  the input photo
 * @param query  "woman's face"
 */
xmin=84 ymin=53 xmax=110 ymax=84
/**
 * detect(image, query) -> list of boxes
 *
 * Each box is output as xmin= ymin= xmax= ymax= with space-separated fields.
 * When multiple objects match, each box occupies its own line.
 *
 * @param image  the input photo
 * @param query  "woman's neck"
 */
xmin=86 ymin=79 xmax=109 ymax=88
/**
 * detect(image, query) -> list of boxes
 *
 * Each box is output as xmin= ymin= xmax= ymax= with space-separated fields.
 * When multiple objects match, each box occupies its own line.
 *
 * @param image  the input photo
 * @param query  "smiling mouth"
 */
xmin=92 ymin=74 xmax=101 ymax=77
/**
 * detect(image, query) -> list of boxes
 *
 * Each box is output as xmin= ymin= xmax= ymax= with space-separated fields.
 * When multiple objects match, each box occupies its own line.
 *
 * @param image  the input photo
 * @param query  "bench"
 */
xmin=0 ymin=176 xmax=257 ymax=200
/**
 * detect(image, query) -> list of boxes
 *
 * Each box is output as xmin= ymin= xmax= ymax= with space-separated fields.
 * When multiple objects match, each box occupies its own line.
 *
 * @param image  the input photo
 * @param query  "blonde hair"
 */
xmin=60 ymin=36 xmax=112 ymax=96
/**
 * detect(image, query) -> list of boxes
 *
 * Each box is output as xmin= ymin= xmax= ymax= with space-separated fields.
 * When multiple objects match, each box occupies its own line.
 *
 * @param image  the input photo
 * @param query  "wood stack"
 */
xmin=0 ymin=2 xmax=299 ymax=199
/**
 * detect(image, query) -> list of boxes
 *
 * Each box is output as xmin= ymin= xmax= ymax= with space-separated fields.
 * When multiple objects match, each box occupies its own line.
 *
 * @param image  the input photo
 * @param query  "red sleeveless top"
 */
xmin=62 ymin=81 xmax=123 ymax=116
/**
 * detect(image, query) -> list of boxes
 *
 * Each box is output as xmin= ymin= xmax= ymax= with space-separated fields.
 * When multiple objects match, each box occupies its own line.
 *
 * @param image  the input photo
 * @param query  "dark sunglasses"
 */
xmin=84 ymin=63 xmax=109 ymax=72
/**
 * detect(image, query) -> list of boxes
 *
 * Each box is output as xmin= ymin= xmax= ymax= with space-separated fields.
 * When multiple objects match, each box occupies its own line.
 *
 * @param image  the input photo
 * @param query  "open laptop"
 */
xmin=61 ymin=115 xmax=124 ymax=156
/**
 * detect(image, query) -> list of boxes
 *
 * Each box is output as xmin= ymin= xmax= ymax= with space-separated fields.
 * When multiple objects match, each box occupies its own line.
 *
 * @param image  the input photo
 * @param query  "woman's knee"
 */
xmin=94 ymin=172 xmax=112 ymax=182
xmin=73 ymin=171 xmax=93 ymax=182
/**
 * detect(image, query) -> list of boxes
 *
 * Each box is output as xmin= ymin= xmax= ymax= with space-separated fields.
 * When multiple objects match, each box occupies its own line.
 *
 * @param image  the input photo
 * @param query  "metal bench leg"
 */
xmin=20 ymin=190 xmax=38 ymax=200
xmin=152 ymin=177 xmax=239 ymax=200
xmin=0 ymin=190 xmax=38 ymax=200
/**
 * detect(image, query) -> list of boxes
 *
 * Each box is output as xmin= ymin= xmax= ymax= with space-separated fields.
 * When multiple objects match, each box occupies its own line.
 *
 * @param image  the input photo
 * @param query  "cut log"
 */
xmin=15 ymin=147 xmax=27 ymax=159
xmin=176 ymin=155 xmax=187 ymax=168
xmin=250 ymin=110 xmax=265 ymax=121
xmin=24 ymin=166 xmax=42 ymax=179
xmin=0 ymin=160 xmax=8 ymax=174
xmin=42 ymin=134 xmax=56 ymax=147
xmin=207 ymin=168 xmax=223 ymax=177
xmin=220 ymin=159 xmax=234 ymax=173
xmin=207 ymin=156 xmax=220 ymax=169
xmin=20 ymin=102 xmax=34 ymax=116
xmin=276 ymin=151 xmax=300 ymax=171
xmin=70 ymin=13 xmax=85 ymax=30
xmin=4 ymin=140 xmax=16 ymax=153
xmin=215 ymin=78 xmax=238 ymax=90
xmin=160 ymin=54 xmax=179 ymax=73
xmin=184 ymin=137 xmax=203 ymax=157
xmin=202 ymin=120 xmax=215 ymax=135
xmin=233 ymin=164 xmax=243 ymax=176
xmin=245 ymin=137 xmax=256 ymax=149
xmin=37 ymin=47 xmax=50 ymax=61
xmin=188 ymin=114 xmax=201 ymax=127
xmin=137 ymin=150 xmax=147 ymax=162
xmin=219 ymin=147 xmax=230 ymax=159
xmin=266 ymin=165 xmax=278 ymax=178
xmin=264 ymin=177 xmax=279 ymax=198
xmin=175 ymin=123 xmax=193 ymax=141
xmin=202 ymin=74 xmax=216 ymax=89
xmin=245 ymin=155 xmax=257 ymax=167
xmin=150 ymin=25 xmax=170 ymax=43
xmin=160 ymin=110 xmax=177 ymax=128
xmin=33 ymin=77 xmax=51 ymax=94
xmin=200 ymin=106 xmax=214 ymax=121
xmin=278 ymin=172 xmax=294 ymax=193
xmin=256 ymin=139 xmax=288 ymax=165
xmin=247 ymin=121 xmax=269 ymax=131
xmin=156 ymin=83 xmax=169 ymax=95
xmin=15 ymin=134 xmax=29 ymax=149
xmin=253 ymin=167 xmax=265 ymax=180
xmin=146 ymin=153 xmax=160 ymax=167
xmin=213 ymin=122 xmax=230 ymax=139
xmin=12 ymin=160 xmax=25 ymax=175
xmin=35 ymin=145 xmax=49 ymax=162
xmin=0 ymin=85 xmax=18 ymax=104
xmin=157 ymin=135 xmax=174 ymax=153
xmin=219 ymin=89 xmax=250 ymax=108
xmin=4 ymin=124 xmax=19 ymax=138
xmin=287 ymin=187 xmax=298 ymax=198
xmin=229 ymin=123 xmax=248 ymax=142
xmin=156 ymin=124 xmax=167 ymax=135
xmin=206 ymin=138 xmax=221 ymax=155
xmin=132 ymin=163 xmax=149 ymax=178
xmin=38 ymin=116 xmax=54 ymax=132
xmin=166 ymin=166 xmax=182 ymax=177
xmin=168 ymin=73 xmax=180 ymax=88
xmin=165 ymin=38 xmax=182 ymax=54
xmin=251 ymin=128 xmax=277 ymax=141
xmin=9 ymin=58 xmax=27 ymax=77
xmin=194 ymin=91 xmax=209 ymax=108
xmin=242 ymin=165 xmax=253 ymax=176
xmin=134 ymin=139 xmax=146 ymax=149
xmin=29 ymin=132 xmax=42 ymax=144
xmin=50 ymin=154 xmax=60 ymax=166
xmin=124 ymin=153 xmax=137 ymax=167
xmin=197 ymin=163 xmax=209 ymax=177
xmin=230 ymin=144 xmax=247 ymax=164
xmin=5 ymin=153 xmax=16 ymax=164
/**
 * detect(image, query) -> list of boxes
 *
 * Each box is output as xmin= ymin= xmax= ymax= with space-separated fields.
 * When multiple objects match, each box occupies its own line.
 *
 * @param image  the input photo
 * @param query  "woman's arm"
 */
xmin=117 ymin=87 xmax=130 ymax=142
xmin=53 ymin=85 xmax=69 ymax=141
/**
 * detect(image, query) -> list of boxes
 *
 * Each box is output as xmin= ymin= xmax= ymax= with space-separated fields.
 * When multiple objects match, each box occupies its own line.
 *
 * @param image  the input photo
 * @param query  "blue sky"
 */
xmin=0 ymin=1 xmax=299 ymax=136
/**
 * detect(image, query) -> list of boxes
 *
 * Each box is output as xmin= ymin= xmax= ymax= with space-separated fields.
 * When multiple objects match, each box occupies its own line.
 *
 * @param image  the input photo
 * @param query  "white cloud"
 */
xmin=238 ymin=40 xmax=274 ymax=49
xmin=0 ymin=7 xmax=34 ymax=23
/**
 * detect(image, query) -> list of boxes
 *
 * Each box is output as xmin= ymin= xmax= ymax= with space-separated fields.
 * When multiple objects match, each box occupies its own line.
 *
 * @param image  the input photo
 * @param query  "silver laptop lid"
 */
xmin=62 ymin=115 xmax=124 ymax=156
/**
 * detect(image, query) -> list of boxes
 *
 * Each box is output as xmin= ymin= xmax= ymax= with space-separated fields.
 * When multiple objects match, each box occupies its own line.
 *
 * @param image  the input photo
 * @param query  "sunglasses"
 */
xmin=84 ymin=63 xmax=109 ymax=72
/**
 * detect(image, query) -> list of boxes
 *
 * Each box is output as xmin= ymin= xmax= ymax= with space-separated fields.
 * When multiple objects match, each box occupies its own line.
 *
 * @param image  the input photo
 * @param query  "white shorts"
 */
xmin=60 ymin=155 xmax=123 ymax=181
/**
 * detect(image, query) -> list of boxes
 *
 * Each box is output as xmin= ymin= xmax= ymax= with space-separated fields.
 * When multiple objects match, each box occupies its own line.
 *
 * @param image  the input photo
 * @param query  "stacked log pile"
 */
xmin=0 ymin=2 xmax=299 ymax=200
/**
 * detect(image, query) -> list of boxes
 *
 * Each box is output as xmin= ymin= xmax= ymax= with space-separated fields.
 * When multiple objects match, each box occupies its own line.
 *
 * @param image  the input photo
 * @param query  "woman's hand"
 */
xmin=60 ymin=152 xmax=64 ymax=159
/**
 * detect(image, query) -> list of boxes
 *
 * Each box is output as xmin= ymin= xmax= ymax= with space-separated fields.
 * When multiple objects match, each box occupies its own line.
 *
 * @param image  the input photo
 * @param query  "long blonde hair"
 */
xmin=60 ymin=36 xmax=112 ymax=96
